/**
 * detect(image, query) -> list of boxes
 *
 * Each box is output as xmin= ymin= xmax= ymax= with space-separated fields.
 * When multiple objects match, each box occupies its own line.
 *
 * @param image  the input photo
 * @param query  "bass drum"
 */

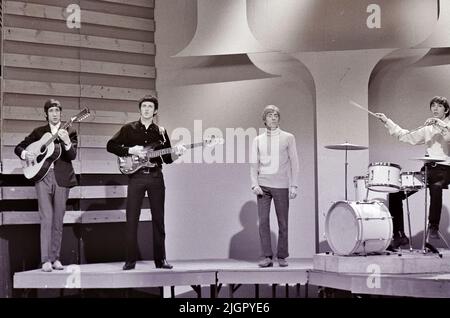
xmin=325 ymin=201 xmax=392 ymax=255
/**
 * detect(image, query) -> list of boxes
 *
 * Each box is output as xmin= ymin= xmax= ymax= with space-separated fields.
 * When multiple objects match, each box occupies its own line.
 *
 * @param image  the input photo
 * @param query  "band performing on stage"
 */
xmin=4 ymin=1 xmax=450 ymax=300
xmin=9 ymin=95 xmax=450 ymax=272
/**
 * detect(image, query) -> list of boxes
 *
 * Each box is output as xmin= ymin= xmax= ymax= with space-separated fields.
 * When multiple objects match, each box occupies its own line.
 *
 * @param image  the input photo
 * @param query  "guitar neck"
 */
xmin=146 ymin=142 xmax=204 ymax=158
xmin=44 ymin=120 xmax=73 ymax=148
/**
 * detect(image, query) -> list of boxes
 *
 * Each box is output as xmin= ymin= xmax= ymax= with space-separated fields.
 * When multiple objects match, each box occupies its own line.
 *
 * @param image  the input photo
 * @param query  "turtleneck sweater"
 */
xmin=251 ymin=128 xmax=300 ymax=189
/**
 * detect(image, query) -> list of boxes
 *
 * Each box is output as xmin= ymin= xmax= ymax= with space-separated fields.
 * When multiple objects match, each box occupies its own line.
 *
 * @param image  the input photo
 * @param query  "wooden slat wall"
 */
xmin=1 ymin=0 xmax=155 ymax=169
xmin=1 ymin=0 xmax=4 ymax=182
xmin=0 ymin=0 xmax=156 ymax=219
xmin=4 ymin=53 xmax=156 ymax=77
xmin=5 ymin=1 xmax=155 ymax=31
xmin=1 ymin=209 xmax=152 ymax=225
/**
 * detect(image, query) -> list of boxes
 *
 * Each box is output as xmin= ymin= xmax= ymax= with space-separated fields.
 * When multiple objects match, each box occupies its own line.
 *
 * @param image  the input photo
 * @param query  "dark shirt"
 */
xmin=106 ymin=120 xmax=173 ymax=166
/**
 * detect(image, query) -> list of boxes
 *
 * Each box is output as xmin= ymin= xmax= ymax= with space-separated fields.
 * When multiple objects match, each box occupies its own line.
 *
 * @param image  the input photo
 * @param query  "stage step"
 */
xmin=314 ymin=250 xmax=450 ymax=274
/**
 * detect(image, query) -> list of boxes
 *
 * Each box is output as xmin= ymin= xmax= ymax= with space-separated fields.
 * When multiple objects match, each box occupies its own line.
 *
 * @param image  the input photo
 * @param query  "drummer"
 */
xmin=375 ymin=96 xmax=450 ymax=249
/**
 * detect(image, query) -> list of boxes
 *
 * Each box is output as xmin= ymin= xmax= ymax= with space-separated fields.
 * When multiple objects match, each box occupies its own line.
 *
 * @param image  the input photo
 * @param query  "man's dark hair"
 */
xmin=44 ymin=99 xmax=62 ymax=121
xmin=430 ymin=96 xmax=449 ymax=117
xmin=138 ymin=95 xmax=158 ymax=111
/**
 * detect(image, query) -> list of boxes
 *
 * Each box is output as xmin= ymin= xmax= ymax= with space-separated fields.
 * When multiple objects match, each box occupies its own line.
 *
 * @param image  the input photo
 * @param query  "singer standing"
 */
xmin=250 ymin=105 xmax=300 ymax=267
xmin=375 ymin=96 xmax=450 ymax=248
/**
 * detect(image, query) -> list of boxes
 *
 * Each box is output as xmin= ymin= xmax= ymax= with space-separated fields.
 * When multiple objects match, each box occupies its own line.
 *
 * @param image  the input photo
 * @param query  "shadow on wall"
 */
xmin=318 ymin=240 xmax=331 ymax=254
xmin=228 ymin=201 xmax=276 ymax=261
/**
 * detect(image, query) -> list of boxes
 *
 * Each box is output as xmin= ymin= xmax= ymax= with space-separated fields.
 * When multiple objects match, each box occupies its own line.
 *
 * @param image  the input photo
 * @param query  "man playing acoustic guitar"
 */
xmin=15 ymin=99 xmax=78 ymax=272
xmin=107 ymin=95 xmax=186 ymax=270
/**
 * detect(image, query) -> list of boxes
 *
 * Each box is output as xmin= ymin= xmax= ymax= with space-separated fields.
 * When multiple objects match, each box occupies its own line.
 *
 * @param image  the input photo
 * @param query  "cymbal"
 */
xmin=410 ymin=156 xmax=446 ymax=163
xmin=324 ymin=142 xmax=368 ymax=150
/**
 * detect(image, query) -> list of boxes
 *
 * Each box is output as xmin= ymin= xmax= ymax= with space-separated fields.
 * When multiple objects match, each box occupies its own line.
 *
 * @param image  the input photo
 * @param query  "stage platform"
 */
xmin=308 ymin=270 xmax=450 ymax=298
xmin=13 ymin=254 xmax=450 ymax=298
xmin=310 ymin=250 xmax=450 ymax=298
xmin=314 ymin=250 xmax=450 ymax=274
xmin=13 ymin=258 xmax=312 ymax=298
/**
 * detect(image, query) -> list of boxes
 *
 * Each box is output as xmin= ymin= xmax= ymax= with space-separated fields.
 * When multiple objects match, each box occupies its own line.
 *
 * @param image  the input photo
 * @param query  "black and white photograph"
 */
xmin=0 ymin=0 xmax=450 ymax=305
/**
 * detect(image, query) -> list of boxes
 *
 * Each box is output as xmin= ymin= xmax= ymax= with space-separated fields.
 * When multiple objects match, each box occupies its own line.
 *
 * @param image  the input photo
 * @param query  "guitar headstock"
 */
xmin=203 ymin=135 xmax=224 ymax=147
xmin=70 ymin=107 xmax=91 ymax=123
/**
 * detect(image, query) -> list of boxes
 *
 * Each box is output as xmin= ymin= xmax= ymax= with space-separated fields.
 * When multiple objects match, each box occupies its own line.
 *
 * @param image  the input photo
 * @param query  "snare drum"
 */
xmin=325 ymin=201 xmax=393 ymax=255
xmin=353 ymin=176 xmax=388 ymax=203
xmin=367 ymin=162 xmax=401 ymax=193
xmin=400 ymin=171 xmax=425 ymax=191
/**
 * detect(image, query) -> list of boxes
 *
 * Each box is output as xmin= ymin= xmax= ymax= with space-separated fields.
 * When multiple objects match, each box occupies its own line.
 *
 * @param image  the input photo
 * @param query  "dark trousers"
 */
xmin=257 ymin=186 xmax=289 ymax=259
xmin=389 ymin=164 xmax=450 ymax=234
xmin=125 ymin=168 xmax=166 ymax=263
xmin=388 ymin=191 xmax=416 ymax=235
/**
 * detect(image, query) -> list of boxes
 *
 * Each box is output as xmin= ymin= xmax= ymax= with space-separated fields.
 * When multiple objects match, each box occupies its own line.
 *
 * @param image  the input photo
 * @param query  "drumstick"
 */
xmin=349 ymin=100 xmax=378 ymax=119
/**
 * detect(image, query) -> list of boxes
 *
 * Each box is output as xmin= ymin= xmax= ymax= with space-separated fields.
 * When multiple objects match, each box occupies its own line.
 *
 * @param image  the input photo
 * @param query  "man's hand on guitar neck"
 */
xmin=129 ymin=145 xmax=147 ymax=159
xmin=173 ymin=144 xmax=187 ymax=156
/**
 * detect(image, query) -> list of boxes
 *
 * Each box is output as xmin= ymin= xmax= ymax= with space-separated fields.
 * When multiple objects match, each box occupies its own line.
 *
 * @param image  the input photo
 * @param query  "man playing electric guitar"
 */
xmin=107 ymin=95 xmax=186 ymax=270
xmin=14 ymin=99 xmax=78 ymax=272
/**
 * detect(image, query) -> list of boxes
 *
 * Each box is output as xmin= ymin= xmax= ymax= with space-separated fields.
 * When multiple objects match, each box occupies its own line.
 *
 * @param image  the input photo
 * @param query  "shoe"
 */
xmin=429 ymin=226 xmax=439 ymax=239
xmin=389 ymin=232 xmax=409 ymax=250
xmin=155 ymin=259 xmax=173 ymax=269
xmin=258 ymin=257 xmax=273 ymax=268
xmin=278 ymin=258 xmax=288 ymax=267
xmin=42 ymin=261 xmax=53 ymax=272
xmin=122 ymin=261 xmax=136 ymax=270
xmin=52 ymin=260 xmax=64 ymax=270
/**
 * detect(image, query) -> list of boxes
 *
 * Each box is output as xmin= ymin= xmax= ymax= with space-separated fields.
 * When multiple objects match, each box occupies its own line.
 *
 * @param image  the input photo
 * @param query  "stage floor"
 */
xmin=13 ymin=258 xmax=312 ymax=296
xmin=13 ymin=254 xmax=450 ymax=298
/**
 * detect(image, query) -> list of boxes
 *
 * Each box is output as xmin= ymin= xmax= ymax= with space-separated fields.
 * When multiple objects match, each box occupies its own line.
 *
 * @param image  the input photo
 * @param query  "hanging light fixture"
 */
xmin=417 ymin=0 xmax=450 ymax=48
xmin=174 ymin=0 xmax=269 ymax=57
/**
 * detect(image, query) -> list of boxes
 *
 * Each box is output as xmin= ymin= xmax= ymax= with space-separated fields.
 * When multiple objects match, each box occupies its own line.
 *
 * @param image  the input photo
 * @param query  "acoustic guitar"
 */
xmin=22 ymin=107 xmax=90 ymax=182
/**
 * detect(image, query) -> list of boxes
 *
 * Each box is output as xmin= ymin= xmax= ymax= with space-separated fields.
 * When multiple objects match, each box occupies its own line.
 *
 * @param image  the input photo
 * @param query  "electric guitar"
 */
xmin=117 ymin=136 xmax=224 ymax=175
xmin=21 ymin=107 xmax=91 ymax=182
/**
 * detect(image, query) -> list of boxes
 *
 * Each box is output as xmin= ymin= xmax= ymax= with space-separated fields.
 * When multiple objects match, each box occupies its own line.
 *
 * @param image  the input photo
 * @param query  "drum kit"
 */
xmin=324 ymin=142 xmax=449 ymax=256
